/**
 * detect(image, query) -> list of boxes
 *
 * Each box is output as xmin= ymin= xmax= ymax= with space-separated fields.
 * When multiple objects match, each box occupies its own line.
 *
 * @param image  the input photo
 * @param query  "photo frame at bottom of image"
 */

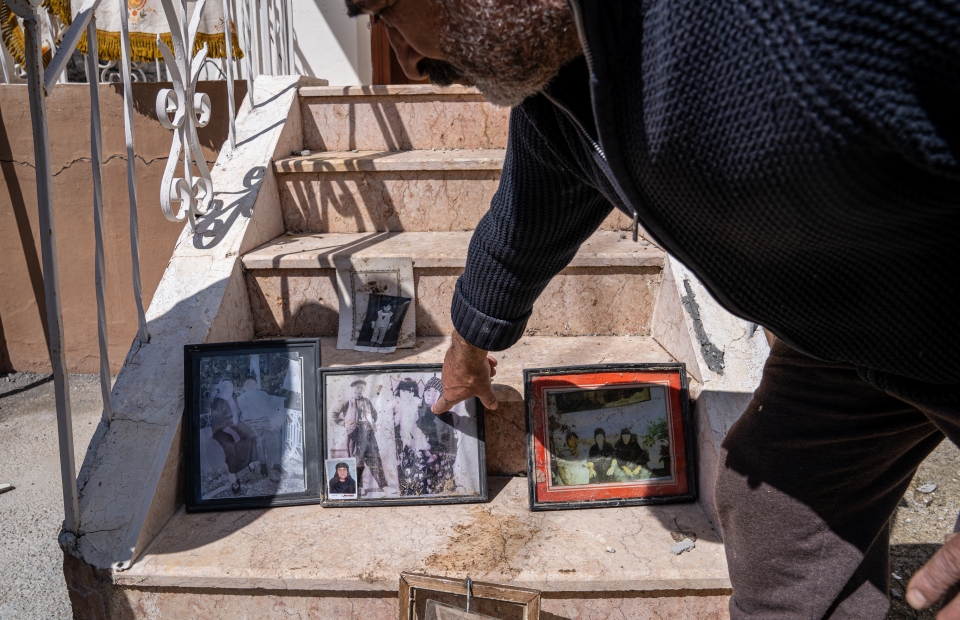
xmin=321 ymin=365 xmax=487 ymax=507
xmin=524 ymin=363 xmax=695 ymax=511
xmin=399 ymin=573 xmax=541 ymax=620
xmin=183 ymin=338 xmax=322 ymax=512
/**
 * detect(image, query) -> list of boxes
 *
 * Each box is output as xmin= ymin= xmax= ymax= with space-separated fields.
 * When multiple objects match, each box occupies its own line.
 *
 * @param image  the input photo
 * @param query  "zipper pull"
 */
xmin=633 ymin=211 xmax=639 ymax=243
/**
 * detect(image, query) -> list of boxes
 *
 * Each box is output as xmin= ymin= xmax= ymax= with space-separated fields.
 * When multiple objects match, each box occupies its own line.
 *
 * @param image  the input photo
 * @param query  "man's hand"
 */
xmin=907 ymin=532 xmax=960 ymax=617
xmin=431 ymin=332 xmax=499 ymax=414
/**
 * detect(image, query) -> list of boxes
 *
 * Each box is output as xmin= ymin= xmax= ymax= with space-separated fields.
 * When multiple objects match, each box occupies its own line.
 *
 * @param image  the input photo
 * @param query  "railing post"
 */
xmin=118 ymin=0 xmax=150 ymax=343
xmin=85 ymin=18 xmax=114 ymax=423
xmin=221 ymin=0 xmax=236 ymax=149
xmin=14 ymin=0 xmax=79 ymax=534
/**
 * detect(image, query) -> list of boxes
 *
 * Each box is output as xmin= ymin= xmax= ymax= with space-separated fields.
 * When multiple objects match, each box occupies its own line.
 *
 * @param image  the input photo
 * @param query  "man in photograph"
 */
xmin=357 ymin=0 xmax=960 ymax=615
xmin=613 ymin=429 xmax=647 ymax=480
xmin=587 ymin=428 xmax=614 ymax=483
xmin=328 ymin=462 xmax=357 ymax=496
xmin=333 ymin=380 xmax=388 ymax=494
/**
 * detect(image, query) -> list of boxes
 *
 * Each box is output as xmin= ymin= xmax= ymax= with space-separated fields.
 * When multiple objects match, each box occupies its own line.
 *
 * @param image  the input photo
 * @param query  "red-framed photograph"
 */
xmin=524 ymin=364 xmax=695 ymax=511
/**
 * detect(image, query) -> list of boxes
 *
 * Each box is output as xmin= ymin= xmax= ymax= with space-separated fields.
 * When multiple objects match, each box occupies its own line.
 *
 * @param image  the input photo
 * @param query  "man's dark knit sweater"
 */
xmin=451 ymin=0 xmax=960 ymax=395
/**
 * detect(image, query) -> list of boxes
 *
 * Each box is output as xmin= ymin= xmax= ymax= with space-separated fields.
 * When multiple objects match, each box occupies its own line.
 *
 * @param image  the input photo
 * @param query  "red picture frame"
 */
xmin=524 ymin=364 xmax=695 ymax=510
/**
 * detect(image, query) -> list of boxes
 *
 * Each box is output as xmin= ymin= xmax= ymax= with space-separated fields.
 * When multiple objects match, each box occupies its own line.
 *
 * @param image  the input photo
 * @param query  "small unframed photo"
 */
xmin=325 ymin=458 xmax=359 ymax=500
xmin=184 ymin=339 xmax=321 ymax=511
xmin=321 ymin=366 xmax=486 ymax=507
xmin=524 ymin=363 xmax=695 ymax=511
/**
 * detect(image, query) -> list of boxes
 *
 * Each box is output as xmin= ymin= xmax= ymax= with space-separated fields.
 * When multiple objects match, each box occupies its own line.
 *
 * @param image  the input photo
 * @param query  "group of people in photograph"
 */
xmin=328 ymin=374 xmax=480 ymax=499
xmin=553 ymin=427 xmax=670 ymax=486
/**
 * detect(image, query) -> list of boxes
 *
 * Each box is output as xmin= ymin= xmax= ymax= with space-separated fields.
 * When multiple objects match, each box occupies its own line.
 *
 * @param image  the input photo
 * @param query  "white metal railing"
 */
xmin=3 ymin=0 xmax=297 ymax=538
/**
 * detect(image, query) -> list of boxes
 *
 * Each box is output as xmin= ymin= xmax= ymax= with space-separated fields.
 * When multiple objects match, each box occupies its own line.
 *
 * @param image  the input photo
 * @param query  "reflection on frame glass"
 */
xmin=321 ymin=366 xmax=486 ymax=507
xmin=184 ymin=339 xmax=322 ymax=511
xmin=524 ymin=364 xmax=694 ymax=511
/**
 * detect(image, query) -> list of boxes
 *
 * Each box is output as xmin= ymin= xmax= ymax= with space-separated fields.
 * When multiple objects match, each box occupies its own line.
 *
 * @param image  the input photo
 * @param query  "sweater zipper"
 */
xmin=553 ymin=0 xmax=641 ymax=242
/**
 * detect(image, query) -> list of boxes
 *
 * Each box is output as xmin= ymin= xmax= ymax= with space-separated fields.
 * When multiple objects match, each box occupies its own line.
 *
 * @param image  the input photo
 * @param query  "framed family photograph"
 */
xmin=320 ymin=365 xmax=487 ymax=507
xmin=184 ymin=339 xmax=322 ymax=511
xmin=524 ymin=364 xmax=694 ymax=511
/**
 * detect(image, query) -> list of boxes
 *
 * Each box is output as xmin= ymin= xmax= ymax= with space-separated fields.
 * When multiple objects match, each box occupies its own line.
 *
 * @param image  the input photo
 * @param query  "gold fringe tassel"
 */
xmin=1 ymin=0 xmax=243 ymax=68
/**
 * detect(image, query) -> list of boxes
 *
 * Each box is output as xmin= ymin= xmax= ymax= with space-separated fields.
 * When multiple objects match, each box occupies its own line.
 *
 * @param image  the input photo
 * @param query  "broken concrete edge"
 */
xmin=65 ymin=75 xmax=308 ymax=575
xmin=651 ymin=255 xmax=770 ymax=532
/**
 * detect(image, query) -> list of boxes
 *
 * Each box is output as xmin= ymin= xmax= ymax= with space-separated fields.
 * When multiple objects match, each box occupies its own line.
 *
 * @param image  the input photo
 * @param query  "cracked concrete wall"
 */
xmin=652 ymin=256 xmax=770 ymax=531
xmin=0 ymin=81 xmax=246 ymax=374
xmin=66 ymin=76 xmax=311 ymax=577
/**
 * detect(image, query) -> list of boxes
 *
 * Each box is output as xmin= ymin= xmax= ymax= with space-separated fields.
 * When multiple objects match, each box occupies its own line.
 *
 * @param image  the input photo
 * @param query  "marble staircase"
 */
xmin=64 ymin=78 xmax=769 ymax=619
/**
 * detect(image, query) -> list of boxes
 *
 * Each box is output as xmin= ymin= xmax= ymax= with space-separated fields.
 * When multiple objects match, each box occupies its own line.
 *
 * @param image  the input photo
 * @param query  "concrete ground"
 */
xmin=0 ymin=371 xmax=957 ymax=619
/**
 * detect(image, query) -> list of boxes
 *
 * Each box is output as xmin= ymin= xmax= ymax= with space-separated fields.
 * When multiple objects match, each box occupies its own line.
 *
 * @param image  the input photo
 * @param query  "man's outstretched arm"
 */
xmin=433 ymin=100 xmax=613 ymax=414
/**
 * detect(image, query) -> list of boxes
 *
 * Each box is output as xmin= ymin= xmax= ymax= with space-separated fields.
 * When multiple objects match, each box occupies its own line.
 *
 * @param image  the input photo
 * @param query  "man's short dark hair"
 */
xmin=335 ymin=462 xmax=349 ymax=470
xmin=350 ymin=379 xmax=366 ymax=387
xmin=594 ymin=428 xmax=606 ymax=439
xmin=565 ymin=431 xmax=578 ymax=442
xmin=394 ymin=377 xmax=419 ymax=397
xmin=621 ymin=428 xmax=632 ymax=435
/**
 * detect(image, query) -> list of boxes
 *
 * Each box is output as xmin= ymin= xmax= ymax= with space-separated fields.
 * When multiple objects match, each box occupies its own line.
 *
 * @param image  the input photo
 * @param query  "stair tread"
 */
xmin=275 ymin=148 xmax=505 ymax=173
xmin=299 ymin=84 xmax=484 ymax=98
xmin=119 ymin=477 xmax=727 ymax=592
xmin=319 ymin=335 xmax=677 ymax=402
xmin=242 ymin=230 xmax=664 ymax=270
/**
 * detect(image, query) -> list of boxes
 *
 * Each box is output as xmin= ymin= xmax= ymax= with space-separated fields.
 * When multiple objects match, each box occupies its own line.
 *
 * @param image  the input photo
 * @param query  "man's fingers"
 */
xmin=907 ymin=534 xmax=960 ymax=610
xmin=478 ymin=385 xmax=499 ymax=411
xmin=432 ymin=393 xmax=460 ymax=415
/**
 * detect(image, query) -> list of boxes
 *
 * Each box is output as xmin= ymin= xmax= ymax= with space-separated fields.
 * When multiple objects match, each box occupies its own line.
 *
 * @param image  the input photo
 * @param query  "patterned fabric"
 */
xmin=453 ymin=0 xmax=960 ymax=392
xmin=0 ymin=0 xmax=240 ymax=65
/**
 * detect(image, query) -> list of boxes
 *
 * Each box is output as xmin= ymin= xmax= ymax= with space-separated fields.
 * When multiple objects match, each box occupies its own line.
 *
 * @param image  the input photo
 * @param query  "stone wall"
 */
xmin=0 ymin=81 xmax=244 ymax=374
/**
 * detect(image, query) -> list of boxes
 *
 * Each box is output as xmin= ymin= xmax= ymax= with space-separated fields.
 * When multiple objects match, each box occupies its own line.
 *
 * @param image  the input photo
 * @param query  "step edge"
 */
xmin=241 ymin=232 xmax=665 ymax=271
xmin=274 ymin=149 xmax=506 ymax=173
xmin=111 ymin=573 xmax=733 ymax=594
xmin=299 ymin=85 xmax=485 ymax=98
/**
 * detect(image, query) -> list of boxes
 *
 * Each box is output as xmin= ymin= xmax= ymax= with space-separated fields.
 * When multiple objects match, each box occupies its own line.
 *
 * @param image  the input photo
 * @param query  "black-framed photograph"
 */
xmin=524 ymin=364 xmax=695 ymax=511
xmin=184 ymin=339 xmax=322 ymax=511
xmin=320 ymin=365 xmax=487 ymax=507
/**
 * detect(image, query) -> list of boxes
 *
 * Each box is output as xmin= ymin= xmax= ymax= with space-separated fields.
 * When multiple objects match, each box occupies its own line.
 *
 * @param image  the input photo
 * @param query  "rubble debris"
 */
xmin=670 ymin=538 xmax=695 ymax=555
xmin=918 ymin=483 xmax=938 ymax=494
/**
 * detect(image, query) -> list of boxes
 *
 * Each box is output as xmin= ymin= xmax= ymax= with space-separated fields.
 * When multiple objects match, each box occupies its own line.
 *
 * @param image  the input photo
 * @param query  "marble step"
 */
xmin=274 ymin=148 xmax=635 ymax=234
xmin=298 ymin=85 xmax=509 ymax=152
xmin=116 ymin=476 xmax=729 ymax=619
xmin=241 ymin=230 xmax=665 ymax=340
xmin=274 ymin=149 xmax=503 ymax=234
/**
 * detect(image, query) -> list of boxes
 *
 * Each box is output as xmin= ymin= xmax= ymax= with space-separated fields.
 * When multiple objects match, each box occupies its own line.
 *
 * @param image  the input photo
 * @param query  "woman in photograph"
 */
xmin=208 ymin=395 xmax=258 ymax=494
xmin=393 ymin=377 xmax=433 ymax=495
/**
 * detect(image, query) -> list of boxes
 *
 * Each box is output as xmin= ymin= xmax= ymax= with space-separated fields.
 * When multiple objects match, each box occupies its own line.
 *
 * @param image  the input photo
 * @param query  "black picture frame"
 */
xmin=320 ymin=365 xmax=487 ymax=507
xmin=184 ymin=338 xmax=322 ymax=512
xmin=524 ymin=363 xmax=695 ymax=511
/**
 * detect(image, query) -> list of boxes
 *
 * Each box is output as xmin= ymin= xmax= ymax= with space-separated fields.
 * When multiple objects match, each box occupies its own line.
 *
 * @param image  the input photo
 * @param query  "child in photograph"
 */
xmin=372 ymin=304 xmax=394 ymax=345
xmin=208 ymin=395 xmax=258 ymax=495
xmin=588 ymin=428 xmax=615 ymax=483
xmin=237 ymin=377 xmax=286 ymax=476
xmin=393 ymin=377 xmax=433 ymax=495
xmin=333 ymin=380 xmax=389 ymax=495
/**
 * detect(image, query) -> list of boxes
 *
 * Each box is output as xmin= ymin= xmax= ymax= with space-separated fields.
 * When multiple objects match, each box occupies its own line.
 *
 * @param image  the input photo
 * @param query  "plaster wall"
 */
xmin=0 ymin=81 xmax=244 ymax=374
xmin=293 ymin=0 xmax=372 ymax=85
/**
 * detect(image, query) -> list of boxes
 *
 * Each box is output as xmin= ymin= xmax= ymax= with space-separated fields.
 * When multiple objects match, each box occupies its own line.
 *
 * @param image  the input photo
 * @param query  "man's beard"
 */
xmin=420 ymin=0 xmax=582 ymax=107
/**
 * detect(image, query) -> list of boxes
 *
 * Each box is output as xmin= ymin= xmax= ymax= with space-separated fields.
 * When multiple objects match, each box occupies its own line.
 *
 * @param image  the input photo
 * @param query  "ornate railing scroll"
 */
xmin=155 ymin=0 xmax=214 ymax=227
